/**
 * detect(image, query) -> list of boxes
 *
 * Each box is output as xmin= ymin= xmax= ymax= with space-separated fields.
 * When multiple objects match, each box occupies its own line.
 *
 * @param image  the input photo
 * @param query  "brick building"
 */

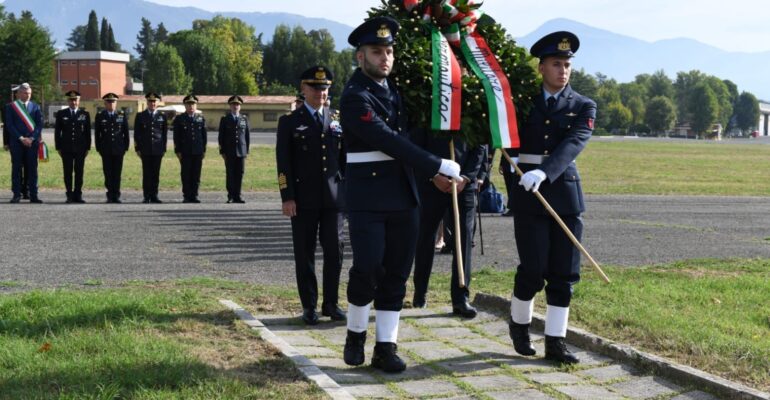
xmin=55 ymin=51 xmax=131 ymax=100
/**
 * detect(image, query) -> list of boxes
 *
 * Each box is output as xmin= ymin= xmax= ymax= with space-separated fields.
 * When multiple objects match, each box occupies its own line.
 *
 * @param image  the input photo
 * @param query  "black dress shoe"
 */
xmin=321 ymin=303 xmax=346 ymax=321
xmin=74 ymin=196 xmax=86 ymax=203
xmin=10 ymin=196 xmax=21 ymax=203
xmin=113 ymin=198 xmax=122 ymax=204
xmin=182 ymin=198 xmax=193 ymax=203
xmin=150 ymin=197 xmax=162 ymax=204
xmin=344 ymin=330 xmax=366 ymax=366
xmin=192 ymin=198 xmax=201 ymax=203
xmin=301 ymin=308 xmax=319 ymax=325
xmin=142 ymin=198 xmax=151 ymax=204
xmin=226 ymin=198 xmax=233 ymax=204
xmin=501 ymin=209 xmax=514 ymax=217
xmin=29 ymin=198 xmax=43 ymax=203
xmin=412 ymin=293 xmax=426 ymax=308
xmin=544 ymin=335 xmax=579 ymax=364
xmin=21 ymin=193 xmax=29 ymax=200
xmin=233 ymin=197 xmax=245 ymax=203
xmin=452 ymin=301 xmax=478 ymax=319
xmin=66 ymin=197 xmax=73 ymax=204
xmin=508 ymin=322 xmax=536 ymax=356
xmin=371 ymin=342 xmax=406 ymax=373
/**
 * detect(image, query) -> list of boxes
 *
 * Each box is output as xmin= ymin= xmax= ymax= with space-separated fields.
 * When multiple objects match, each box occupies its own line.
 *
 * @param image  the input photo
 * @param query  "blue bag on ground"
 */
xmin=479 ymin=182 xmax=505 ymax=213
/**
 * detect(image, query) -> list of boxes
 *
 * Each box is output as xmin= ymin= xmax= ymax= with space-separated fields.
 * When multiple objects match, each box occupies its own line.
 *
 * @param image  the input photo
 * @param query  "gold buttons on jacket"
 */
xmin=545 ymin=120 xmax=550 ymax=125
xmin=372 ymin=172 xmax=377 ymax=176
xmin=322 ymin=145 xmax=326 ymax=149
xmin=544 ymin=150 xmax=549 ymax=155
xmin=544 ymin=135 xmax=549 ymax=139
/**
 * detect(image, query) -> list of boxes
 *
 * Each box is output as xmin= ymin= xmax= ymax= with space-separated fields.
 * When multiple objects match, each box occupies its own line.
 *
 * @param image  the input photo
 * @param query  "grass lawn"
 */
xmin=0 ymin=278 xmax=322 ymax=399
xmin=3 ymin=139 xmax=770 ymax=195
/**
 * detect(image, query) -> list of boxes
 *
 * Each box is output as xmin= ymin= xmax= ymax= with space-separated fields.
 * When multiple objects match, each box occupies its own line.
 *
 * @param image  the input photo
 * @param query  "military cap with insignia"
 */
xmin=102 ymin=92 xmax=119 ymax=101
xmin=64 ymin=90 xmax=81 ymax=100
xmin=228 ymin=95 xmax=244 ymax=105
xmin=183 ymin=94 xmax=199 ymax=104
xmin=145 ymin=92 xmax=162 ymax=101
xmin=530 ymin=31 xmax=580 ymax=59
xmin=300 ymin=66 xmax=334 ymax=89
xmin=347 ymin=16 xmax=400 ymax=48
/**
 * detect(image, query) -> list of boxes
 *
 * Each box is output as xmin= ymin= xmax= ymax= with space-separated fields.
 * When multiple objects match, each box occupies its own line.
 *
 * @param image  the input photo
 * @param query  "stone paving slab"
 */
xmin=226 ymin=300 xmax=748 ymax=399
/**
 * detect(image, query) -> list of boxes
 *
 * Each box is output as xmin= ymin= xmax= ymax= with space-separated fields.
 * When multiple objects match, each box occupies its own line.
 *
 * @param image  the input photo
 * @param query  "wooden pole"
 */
xmin=449 ymin=138 xmax=466 ymax=288
xmin=502 ymin=151 xmax=610 ymax=283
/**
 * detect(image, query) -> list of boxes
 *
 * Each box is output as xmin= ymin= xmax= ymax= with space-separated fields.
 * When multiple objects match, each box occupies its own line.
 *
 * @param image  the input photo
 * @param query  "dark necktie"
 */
xmin=547 ymin=96 xmax=556 ymax=110
xmin=315 ymin=111 xmax=323 ymax=129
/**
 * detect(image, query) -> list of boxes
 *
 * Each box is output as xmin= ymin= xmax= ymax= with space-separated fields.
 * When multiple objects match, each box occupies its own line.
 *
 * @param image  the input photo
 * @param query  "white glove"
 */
xmin=509 ymin=157 xmax=519 ymax=173
xmin=519 ymin=169 xmax=547 ymax=192
xmin=438 ymin=159 xmax=462 ymax=181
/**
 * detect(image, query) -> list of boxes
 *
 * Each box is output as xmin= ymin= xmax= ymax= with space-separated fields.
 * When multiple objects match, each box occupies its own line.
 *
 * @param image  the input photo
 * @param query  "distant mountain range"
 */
xmin=2 ymin=1 xmax=768 ymax=99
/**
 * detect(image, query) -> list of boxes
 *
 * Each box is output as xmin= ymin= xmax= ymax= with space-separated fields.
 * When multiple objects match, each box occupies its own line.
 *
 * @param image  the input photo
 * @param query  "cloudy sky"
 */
xmin=146 ymin=0 xmax=769 ymax=53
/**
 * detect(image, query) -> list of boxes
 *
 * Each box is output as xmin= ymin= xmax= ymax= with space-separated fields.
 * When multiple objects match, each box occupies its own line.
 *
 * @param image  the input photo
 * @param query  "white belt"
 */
xmin=519 ymin=153 xmax=548 ymax=164
xmin=347 ymin=151 xmax=394 ymax=163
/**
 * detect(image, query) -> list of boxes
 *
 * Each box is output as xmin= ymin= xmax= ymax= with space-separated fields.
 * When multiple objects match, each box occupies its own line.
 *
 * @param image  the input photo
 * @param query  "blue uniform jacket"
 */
xmin=218 ymin=114 xmax=250 ymax=158
xmin=134 ymin=110 xmax=168 ymax=156
xmin=173 ymin=113 xmax=207 ymax=156
xmin=95 ymin=110 xmax=130 ymax=155
xmin=340 ymin=68 xmax=441 ymax=211
xmin=276 ymin=105 xmax=345 ymax=210
xmin=5 ymin=101 xmax=43 ymax=149
xmin=54 ymin=108 xmax=91 ymax=153
xmin=512 ymin=84 xmax=596 ymax=215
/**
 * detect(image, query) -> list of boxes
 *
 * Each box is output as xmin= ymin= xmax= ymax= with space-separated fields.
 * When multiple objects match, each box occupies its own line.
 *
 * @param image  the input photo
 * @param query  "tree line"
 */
xmin=570 ymin=69 xmax=761 ymax=137
xmin=0 ymin=5 xmax=762 ymax=134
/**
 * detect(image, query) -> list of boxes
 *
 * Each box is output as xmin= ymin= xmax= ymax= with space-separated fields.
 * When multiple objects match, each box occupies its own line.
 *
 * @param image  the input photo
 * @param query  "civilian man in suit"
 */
xmin=411 ymin=131 xmax=485 ymax=318
xmin=173 ymin=94 xmax=207 ymax=203
xmin=95 ymin=93 xmax=130 ymax=203
xmin=276 ymin=66 xmax=346 ymax=325
xmin=5 ymin=83 xmax=43 ymax=203
xmin=54 ymin=90 xmax=91 ymax=203
xmin=134 ymin=92 xmax=168 ymax=203
xmin=507 ymin=31 xmax=596 ymax=365
xmin=340 ymin=17 xmax=462 ymax=373
xmin=218 ymin=95 xmax=250 ymax=203
xmin=2 ymin=89 xmax=28 ymax=199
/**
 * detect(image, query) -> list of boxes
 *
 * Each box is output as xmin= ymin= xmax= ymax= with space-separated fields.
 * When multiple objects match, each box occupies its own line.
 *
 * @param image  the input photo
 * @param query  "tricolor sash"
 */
xmin=460 ymin=31 xmax=519 ymax=149
xmin=10 ymin=100 xmax=36 ymax=134
xmin=431 ymin=26 xmax=462 ymax=131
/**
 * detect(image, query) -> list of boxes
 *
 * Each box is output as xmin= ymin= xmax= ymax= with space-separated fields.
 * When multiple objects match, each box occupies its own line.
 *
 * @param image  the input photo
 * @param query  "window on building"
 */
xmin=263 ymin=112 xmax=278 ymax=122
xmin=61 ymin=80 xmax=68 ymax=85
xmin=81 ymin=81 xmax=87 ymax=85
xmin=81 ymin=62 xmax=87 ymax=66
xmin=89 ymin=80 xmax=98 ymax=85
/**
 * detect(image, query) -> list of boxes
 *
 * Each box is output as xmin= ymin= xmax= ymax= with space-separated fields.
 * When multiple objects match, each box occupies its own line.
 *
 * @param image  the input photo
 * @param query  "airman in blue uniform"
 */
xmin=134 ymin=92 xmax=168 ymax=203
xmin=219 ymin=95 xmax=250 ymax=203
xmin=507 ymin=31 xmax=597 ymax=365
xmin=173 ymin=94 xmax=207 ymax=203
xmin=54 ymin=90 xmax=91 ymax=203
xmin=340 ymin=16 xmax=463 ymax=373
xmin=94 ymin=93 xmax=130 ymax=203
xmin=276 ymin=66 xmax=346 ymax=325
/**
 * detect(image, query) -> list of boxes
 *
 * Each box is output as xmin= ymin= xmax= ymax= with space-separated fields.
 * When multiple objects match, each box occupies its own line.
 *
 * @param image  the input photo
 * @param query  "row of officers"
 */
xmin=10 ymin=91 xmax=251 ymax=204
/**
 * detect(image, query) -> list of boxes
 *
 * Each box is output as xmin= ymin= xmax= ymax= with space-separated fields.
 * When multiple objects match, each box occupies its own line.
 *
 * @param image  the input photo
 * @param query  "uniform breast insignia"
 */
xmin=78 ymin=114 xmax=87 ymax=121
xmin=63 ymin=117 xmax=69 ymax=121
xmin=278 ymin=173 xmax=288 ymax=189
xmin=565 ymin=112 xmax=577 ymax=117
xmin=296 ymin=125 xmax=309 ymax=131
xmin=330 ymin=112 xmax=342 ymax=134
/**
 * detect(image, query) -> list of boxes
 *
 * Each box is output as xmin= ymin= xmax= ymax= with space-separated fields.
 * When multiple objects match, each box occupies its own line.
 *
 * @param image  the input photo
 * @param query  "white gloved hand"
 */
xmin=438 ymin=159 xmax=462 ymax=181
xmin=509 ymin=157 xmax=519 ymax=173
xmin=519 ymin=169 xmax=547 ymax=192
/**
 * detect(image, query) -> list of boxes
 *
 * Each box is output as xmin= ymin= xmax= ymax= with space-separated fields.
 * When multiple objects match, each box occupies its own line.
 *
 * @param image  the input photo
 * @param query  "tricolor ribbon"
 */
xmin=430 ymin=26 xmax=462 ymax=131
xmin=38 ymin=141 xmax=49 ymax=162
xmin=460 ymin=31 xmax=519 ymax=148
xmin=10 ymin=99 xmax=36 ymax=134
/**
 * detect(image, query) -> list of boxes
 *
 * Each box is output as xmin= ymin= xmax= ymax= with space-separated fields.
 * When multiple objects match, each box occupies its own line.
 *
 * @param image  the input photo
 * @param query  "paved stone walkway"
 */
xmin=252 ymin=305 xmax=720 ymax=400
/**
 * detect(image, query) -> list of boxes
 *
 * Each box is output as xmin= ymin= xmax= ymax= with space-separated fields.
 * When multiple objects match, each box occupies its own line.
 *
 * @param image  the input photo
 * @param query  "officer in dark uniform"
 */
xmin=276 ymin=66 xmax=346 ymax=326
xmin=340 ymin=17 xmax=462 ymax=373
xmin=94 ymin=93 xmax=130 ymax=203
xmin=134 ymin=92 xmax=168 ymax=203
xmin=218 ymin=95 xmax=250 ymax=203
xmin=411 ymin=130 xmax=484 ymax=318
xmin=54 ymin=90 xmax=91 ymax=203
xmin=507 ymin=31 xmax=596 ymax=365
xmin=173 ymin=94 xmax=207 ymax=203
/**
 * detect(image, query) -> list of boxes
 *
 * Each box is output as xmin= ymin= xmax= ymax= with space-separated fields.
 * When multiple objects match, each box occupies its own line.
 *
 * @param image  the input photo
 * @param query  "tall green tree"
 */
xmin=689 ymin=82 xmax=719 ymax=136
xmin=84 ymin=10 xmax=100 ymax=50
xmin=100 ymin=17 xmax=109 ymax=50
xmin=144 ymin=43 xmax=192 ymax=95
xmin=646 ymin=70 xmax=674 ymax=100
xmin=135 ymin=17 xmax=154 ymax=61
xmin=734 ymin=92 xmax=760 ymax=133
xmin=674 ymin=70 xmax=705 ymax=123
xmin=704 ymin=76 xmax=733 ymax=130
xmin=155 ymin=22 xmax=169 ymax=44
xmin=645 ymin=96 xmax=677 ymax=135
xmin=0 ymin=11 xmax=56 ymax=98
xmin=569 ymin=68 xmax=599 ymax=99
xmin=106 ymin=24 xmax=119 ymax=51
xmin=66 ymin=24 xmax=86 ymax=50
xmin=605 ymin=101 xmax=633 ymax=132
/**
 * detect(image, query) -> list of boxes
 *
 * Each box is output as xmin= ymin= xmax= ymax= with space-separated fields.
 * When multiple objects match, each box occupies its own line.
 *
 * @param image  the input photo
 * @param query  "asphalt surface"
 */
xmin=2 ymin=190 xmax=770 ymax=293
